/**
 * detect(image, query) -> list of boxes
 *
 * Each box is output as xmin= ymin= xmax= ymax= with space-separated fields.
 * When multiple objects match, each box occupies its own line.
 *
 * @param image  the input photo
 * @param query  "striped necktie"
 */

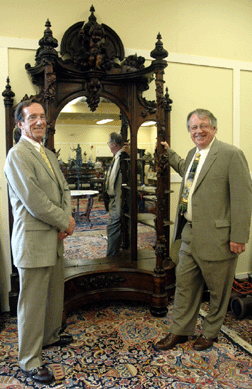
xmin=40 ymin=146 xmax=55 ymax=177
xmin=179 ymin=152 xmax=201 ymax=215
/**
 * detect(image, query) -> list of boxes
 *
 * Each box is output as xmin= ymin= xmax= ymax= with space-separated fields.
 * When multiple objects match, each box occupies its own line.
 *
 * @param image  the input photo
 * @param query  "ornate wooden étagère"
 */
xmin=3 ymin=6 xmax=175 ymax=317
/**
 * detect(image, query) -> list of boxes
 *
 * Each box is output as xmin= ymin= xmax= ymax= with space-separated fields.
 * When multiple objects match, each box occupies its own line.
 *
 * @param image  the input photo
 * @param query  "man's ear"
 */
xmin=17 ymin=121 xmax=23 ymax=131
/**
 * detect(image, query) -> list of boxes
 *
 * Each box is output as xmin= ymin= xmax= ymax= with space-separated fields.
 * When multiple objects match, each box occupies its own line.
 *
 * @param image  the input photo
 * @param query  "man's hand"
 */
xmin=65 ymin=216 xmax=76 ymax=236
xmin=121 ymin=142 xmax=130 ymax=155
xmin=58 ymin=231 xmax=67 ymax=241
xmin=161 ymin=141 xmax=169 ymax=150
xmin=58 ymin=216 xmax=76 ymax=241
xmin=230 ymin=241 xmax=245 ymax=254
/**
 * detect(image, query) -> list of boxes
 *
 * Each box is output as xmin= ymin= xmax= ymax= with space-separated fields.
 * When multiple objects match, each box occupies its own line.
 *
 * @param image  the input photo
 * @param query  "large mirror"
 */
xmin=56 ymin=97 xmax=122 ymax=270
xmin=54 ymin=97 xmax=158 ymax=271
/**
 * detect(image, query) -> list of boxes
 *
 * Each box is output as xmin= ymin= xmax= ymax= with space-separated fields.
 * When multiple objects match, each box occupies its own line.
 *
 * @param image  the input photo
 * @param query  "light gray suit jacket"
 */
xmin=166 ymin=138 xmax=252 ymax=261
xmin=4 ymin=137 xmax=72 ymax=268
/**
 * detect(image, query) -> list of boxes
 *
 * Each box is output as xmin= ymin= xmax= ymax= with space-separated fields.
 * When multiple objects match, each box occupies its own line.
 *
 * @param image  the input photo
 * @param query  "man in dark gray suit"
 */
xmin=155 ymin=109 xmax=252 ymax=351
xmin=4 ymin=99 xmax=76 ymax=383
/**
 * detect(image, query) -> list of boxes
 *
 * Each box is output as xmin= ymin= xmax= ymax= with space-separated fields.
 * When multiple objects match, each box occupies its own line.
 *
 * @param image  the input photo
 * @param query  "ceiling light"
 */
xmin=96 ymin=119 xmax=114 ymax=124
xmin=141 ymin=121 xmax=156 ymax=127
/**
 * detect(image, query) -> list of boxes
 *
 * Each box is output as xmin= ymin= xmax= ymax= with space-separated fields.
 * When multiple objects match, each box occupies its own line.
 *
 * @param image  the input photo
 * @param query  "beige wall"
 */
xmin=55 ymin=124 xmax=156 ymax=163
xmin=240 ymin=71 xmax=252 ymax=169
xmin=1 ymin=0 xmax=252 ymax=311
xmin=2 ymin=0 xmax=252 ymax=62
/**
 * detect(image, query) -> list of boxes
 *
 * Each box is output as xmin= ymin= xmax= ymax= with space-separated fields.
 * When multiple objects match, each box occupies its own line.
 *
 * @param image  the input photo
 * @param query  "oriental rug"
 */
xmin=64 ymin=199 xmax=156 ymax=265
xmin=0 ymin=301 xmax=251 ymax=389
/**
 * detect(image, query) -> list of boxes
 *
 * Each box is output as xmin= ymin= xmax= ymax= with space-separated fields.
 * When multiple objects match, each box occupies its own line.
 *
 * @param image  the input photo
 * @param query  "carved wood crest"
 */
xmin=24 ymin=6 xmax=169 ymax=114
xmin=61 ymin=6 xmax=125 ymax=72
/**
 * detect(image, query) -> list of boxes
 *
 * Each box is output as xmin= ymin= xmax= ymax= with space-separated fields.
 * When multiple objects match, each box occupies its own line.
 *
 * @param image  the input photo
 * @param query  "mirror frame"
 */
xmin=3 ymin=6 xmax=175 ymax=317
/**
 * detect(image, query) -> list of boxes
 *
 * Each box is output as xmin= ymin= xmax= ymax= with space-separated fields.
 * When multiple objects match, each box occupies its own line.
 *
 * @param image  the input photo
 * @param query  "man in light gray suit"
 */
xmin=155 ymin=109 xmax=252 ymax=351
xmin=4 ymin=99 xmax=76 ymax=383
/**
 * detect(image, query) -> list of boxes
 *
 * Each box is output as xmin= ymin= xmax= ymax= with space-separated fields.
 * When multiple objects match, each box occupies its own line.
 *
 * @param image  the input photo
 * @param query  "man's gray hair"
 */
xmin=109 ymin=132 xmax=123 ymax=147
xmin=186 ymin=109 xmax=217 ymax=131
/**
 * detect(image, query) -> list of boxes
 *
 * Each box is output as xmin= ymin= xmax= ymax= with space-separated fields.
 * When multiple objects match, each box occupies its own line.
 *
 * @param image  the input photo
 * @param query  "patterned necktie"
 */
xmin=179 ymin=152 xmax=201 ymax=215
xmin=40 ymin=146 xmax=55 ymax=177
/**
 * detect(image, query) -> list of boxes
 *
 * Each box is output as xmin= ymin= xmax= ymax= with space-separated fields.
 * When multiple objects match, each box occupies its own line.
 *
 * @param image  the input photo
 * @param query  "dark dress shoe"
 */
xmin=193 ymin=334 xmax=218 ymax=351
xmin=43 ymin=334 xmax=73 ymax=349
xmin=155 ymin=333 xmax=188 ymax=351
xmin=22 ymin=365 xmax=54 ymax=384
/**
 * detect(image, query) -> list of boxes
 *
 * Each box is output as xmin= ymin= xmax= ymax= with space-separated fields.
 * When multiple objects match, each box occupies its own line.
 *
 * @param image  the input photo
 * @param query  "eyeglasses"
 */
xmin=27 ymin=114 xmax=46 ymax=122
xmin=189 ymin=124 xmax=211 ymax=133
xmin=107 ymin=141 xmax=114 ymax=146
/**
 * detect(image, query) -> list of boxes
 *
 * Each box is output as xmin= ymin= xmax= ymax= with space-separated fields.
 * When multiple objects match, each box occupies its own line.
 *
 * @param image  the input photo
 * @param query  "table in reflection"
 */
xmin=70 ymin=190 xmax=99 ymax=227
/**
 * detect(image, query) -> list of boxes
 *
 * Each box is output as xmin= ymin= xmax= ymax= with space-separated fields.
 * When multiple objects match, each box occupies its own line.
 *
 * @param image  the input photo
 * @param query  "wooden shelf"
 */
xmin=143 ymin=195 xmax=157 ymax=202
xmin=138 ymin=186 xmax=156 ymax=194
xmin=137 ymin=213 xmax=156 ymax=228
xmin=123 ymin=186 xmax=174 ymax=195
xmin=164 ymin=220 xmax=174 ymax=226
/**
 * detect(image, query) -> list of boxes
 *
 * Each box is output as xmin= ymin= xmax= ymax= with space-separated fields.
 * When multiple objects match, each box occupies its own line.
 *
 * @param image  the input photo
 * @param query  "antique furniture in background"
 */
xmin=3 ymin=6 xmax=175 ymax=317
xmin=71 ymin=189 xmax=99 ymax=225
xmin=65 ymin=166 xmax=100 ymax=189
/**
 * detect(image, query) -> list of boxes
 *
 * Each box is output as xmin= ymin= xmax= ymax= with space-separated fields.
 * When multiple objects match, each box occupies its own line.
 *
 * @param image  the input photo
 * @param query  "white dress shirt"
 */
xmin=107 ymin=149 xmax=122 ymax=196
xmin=184 ymin=137 xmax=215 ymax=222
xmin=22 ymin=135 xmax=41 ymax=153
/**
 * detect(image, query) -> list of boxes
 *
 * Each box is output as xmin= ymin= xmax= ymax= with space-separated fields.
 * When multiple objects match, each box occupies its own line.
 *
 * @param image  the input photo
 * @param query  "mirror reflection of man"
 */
xmin=4 ymin=99 xmax=75 ymax=384
xmin=105 ymin=132 xmax=129 ymax=256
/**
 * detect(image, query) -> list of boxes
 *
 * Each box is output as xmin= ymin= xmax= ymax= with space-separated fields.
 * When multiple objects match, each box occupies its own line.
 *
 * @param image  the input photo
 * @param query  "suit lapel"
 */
xmin=43 ymin=149 xmax=67 ymax=195
xmin=20 ymin=138 xmax=59 ymax=185
xmin=194 ymin=138 xmax=218 ymax=192
xmin=179 ymin=148 xmax=196 ymax=193
xmin=45 ymin=150 xmax=62 ymax=185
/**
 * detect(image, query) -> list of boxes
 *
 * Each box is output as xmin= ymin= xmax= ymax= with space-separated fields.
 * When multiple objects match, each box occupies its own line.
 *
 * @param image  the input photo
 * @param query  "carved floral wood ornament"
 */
xmin=3 ymin=6 xmax=175 ymax=317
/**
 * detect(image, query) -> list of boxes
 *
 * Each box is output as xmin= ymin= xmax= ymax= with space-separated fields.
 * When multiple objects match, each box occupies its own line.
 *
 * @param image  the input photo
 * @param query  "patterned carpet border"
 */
xmin=0 ymin=301 xmax=252 ymax=388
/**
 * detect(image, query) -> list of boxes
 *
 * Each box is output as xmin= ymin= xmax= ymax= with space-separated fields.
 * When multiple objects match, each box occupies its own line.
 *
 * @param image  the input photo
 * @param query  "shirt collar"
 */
xmin=196 ymin=136 xmax=215 ymax=156
xmin=22 ymin=135 xmax=41 ymax=152
xmin=114 ymin=149 xmax=122 ymax=159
